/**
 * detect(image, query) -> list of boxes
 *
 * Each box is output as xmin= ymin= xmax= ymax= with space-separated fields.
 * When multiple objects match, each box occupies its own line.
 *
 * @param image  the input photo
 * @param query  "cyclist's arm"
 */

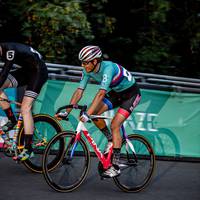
xmin=87 ymin=89 xmax=107 ymax=115
xmin=63 ymin=70 xmax=89 ymax=114
xmin=66 ymin=88 xmax=84 ymax=113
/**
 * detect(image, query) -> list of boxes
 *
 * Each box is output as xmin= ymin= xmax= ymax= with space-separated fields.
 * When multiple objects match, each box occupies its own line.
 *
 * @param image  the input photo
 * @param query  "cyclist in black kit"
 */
xmin=0 ymin=42 xmax=48 ymax=160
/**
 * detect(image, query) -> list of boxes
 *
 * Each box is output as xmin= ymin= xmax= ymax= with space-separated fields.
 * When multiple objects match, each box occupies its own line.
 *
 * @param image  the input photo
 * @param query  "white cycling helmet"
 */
xmin=78 ymin=45 xmax=102 ymax=62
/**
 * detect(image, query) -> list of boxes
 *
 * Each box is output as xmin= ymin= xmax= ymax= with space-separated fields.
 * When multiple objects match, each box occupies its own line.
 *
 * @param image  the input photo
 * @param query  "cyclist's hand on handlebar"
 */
xmin=55 ymin=111 xmax=69 ymax=120
xmin=80 ymin=112 xmax=90 ymax=123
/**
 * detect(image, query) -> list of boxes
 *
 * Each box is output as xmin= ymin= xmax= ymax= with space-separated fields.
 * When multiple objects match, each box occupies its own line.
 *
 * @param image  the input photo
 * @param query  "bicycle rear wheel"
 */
xmin=113 ymin=134 xmax=155 ymax=192
xmin=18 ymin=114 xmax=63 ymax=173
xmin=42 ymin=131 xmax=90 ymax=192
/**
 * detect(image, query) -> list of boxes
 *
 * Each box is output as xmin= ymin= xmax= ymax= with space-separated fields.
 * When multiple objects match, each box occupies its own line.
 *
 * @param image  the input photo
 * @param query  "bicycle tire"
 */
xmin=17 ymin=114 xmax=63 ymax=173
xmin=42 ymin=131 xmax=90 ymax=192
xmin=113 ymin=134 xmax=155 ymax=192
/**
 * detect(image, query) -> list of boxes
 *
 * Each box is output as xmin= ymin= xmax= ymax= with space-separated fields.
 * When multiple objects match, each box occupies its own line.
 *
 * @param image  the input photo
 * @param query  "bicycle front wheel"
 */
xmin=18 ymin=114 xmax=63 ymax=173
xmin=42 ymin=131 xmax=90 ymax=192
xmin=113 ymin=134 xmax=155 ymax=192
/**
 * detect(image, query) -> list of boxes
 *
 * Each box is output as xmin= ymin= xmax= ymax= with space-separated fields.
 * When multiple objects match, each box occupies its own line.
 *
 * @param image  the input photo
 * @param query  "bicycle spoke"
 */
xmin=113 ymin=134 xmax=155 ymax=192
xmin=43 ymin=132 xmax=90 ymax=192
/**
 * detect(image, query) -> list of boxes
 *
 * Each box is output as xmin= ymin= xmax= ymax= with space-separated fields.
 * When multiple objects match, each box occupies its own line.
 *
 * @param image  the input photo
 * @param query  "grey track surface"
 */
xmin=0 ymin=156 xmax=199 ymax=200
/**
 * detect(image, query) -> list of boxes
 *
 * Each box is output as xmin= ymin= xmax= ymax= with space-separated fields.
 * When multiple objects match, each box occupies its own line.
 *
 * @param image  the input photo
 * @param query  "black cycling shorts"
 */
xmin=103 ymin=83 xmax=141 ymax=115
xmin=8 ymin=60 xmax=48 ymax=99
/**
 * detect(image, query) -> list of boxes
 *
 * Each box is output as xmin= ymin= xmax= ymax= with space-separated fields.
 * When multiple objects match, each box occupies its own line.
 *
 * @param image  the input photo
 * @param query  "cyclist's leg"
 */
xmin=103 ymin=86 xmax=141 ymax=178
xmin=17 ymin=95 xmax=35 ymax=160
xmin=0 ymin=75 xmax=17 ymax=128
xmin=18 ymin=64 xmax=48 ymax=161
xmin=94 ymin=93 xmax=121 ymax=153
xmin=21 ymin=96 xmax=35 ymax=135
xmin=111 ymin=86 xmax=141 ymax=157
xmin=91 ymin=100 xmax=113 ymax=150
xmin=102 ymin=112 xmax=126 ymax=177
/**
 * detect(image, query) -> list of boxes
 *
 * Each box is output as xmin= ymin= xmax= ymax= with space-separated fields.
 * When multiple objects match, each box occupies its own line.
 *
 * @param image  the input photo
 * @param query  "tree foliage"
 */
xmin=5 ymin=0 xmax=93 ymax=63
xmin=100 ymin=0 xmax=200 ymax=77
xmin=0 ymin=0 xmax=200 ymax=77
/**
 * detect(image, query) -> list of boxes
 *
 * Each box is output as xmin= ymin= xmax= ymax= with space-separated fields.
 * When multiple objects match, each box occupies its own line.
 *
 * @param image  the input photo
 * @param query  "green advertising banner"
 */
xmin=33 ymin=80 xmax=200 ymax=159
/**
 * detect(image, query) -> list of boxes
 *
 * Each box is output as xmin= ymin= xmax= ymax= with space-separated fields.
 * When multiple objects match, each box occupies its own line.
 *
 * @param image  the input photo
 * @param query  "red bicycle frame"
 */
xmin=73 ymin=121 xmax=113 ymax=169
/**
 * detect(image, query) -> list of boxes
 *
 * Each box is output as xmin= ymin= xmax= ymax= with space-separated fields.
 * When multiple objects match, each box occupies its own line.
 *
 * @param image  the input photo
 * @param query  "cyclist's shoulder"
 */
xmin=101 ymin=60 xmax=115 ymax=67
xmin=101 ymin=60 xmax=117 ymax=72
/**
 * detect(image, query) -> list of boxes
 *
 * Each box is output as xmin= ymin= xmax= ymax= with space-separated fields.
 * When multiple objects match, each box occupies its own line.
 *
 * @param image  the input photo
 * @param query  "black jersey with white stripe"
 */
xmin=0 ymin=42 xmax=43 ymax=87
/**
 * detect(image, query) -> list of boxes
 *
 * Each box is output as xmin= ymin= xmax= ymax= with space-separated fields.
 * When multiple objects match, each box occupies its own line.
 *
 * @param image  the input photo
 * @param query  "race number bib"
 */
xmin=6 ymin=50 xmax=15 ymax=61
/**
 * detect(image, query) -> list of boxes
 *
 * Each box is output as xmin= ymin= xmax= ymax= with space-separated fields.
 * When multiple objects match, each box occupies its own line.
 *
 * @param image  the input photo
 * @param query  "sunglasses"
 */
xmin=81 ymin=61 xmax=91 ymax=65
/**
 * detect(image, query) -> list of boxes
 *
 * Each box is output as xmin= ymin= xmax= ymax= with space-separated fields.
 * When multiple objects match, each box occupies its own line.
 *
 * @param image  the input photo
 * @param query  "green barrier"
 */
xmin=33 ymin=80 xmax=200 ymax=158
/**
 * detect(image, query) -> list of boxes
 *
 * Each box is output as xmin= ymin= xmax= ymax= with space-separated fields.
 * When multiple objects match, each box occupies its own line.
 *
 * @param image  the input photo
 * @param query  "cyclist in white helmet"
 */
xmin=57 ymin=45 xmax=141 ymax=178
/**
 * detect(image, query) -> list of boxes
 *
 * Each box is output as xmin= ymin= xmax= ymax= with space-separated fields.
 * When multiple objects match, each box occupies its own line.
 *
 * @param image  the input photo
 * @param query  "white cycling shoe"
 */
xmin=102 ymin=165 xmax=121 ymax=178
